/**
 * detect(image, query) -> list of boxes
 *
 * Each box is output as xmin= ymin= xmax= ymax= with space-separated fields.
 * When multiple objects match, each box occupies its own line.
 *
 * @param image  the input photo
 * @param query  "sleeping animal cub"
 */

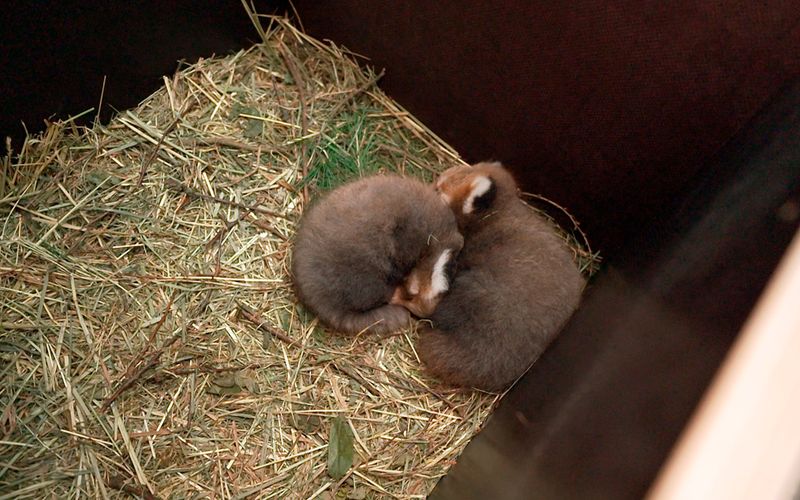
xmin=292 ymin=174 xmax=463 ymax=335
xmin=392 ymin=162 xmax=585 ymax=390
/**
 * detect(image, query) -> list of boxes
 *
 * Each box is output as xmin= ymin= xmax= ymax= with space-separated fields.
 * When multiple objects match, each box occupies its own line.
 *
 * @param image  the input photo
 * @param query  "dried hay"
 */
xmin=0 ymin=14 xmax=597 ymax=500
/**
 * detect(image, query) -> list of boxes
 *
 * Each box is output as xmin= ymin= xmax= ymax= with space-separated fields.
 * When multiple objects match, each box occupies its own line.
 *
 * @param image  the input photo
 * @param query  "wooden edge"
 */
xmin=648 ymin=227 xmax=800 ymax=500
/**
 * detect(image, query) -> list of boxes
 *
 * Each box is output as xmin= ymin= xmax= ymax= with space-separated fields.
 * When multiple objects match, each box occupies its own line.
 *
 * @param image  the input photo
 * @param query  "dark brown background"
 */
xmin=291 ymin=1 xmax=800 ymax=257
xmin=1 ymin=0 xmax=265 ymax=152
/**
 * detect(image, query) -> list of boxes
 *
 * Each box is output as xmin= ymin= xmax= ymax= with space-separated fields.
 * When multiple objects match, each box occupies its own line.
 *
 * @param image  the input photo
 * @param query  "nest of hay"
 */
xmin=0 ymin=15 xmax=597 ymax=499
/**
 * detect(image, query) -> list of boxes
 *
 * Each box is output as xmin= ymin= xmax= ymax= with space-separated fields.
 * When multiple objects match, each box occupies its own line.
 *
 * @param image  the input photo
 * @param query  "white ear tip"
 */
xmin=426 ymin=249 xmax=452 ymax=299
xmin=463 ymin=176 xmax=492 ymax=214
xmin=471 ymin=176 xmax=492 ymax=195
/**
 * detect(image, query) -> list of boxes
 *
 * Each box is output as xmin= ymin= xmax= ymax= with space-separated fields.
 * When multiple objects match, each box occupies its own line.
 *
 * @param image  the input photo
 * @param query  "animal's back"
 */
xmin=291 ymin=175 xmax=460 ymax=334
xmin=418 ymin=164 xmax=585 ymax=390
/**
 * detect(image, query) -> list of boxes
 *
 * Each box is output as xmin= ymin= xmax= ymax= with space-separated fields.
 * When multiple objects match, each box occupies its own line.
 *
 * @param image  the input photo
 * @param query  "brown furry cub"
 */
xmin=393 ymin=162 xmax=585 ymax=391
xmin=291 ymin=175 xmax=463 ymax=335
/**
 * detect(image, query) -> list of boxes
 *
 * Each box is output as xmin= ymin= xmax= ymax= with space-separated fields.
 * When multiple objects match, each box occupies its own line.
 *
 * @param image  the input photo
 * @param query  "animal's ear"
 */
xmin=428 ymin=249 xmax=454 ymax=298
xmin=462 ymin=175 xmax=496 ymax=214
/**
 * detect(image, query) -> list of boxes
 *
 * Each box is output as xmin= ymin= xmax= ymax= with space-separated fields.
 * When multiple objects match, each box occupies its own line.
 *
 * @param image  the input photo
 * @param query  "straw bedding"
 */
xmin=0 ymin=15 xmax=596 ymax=500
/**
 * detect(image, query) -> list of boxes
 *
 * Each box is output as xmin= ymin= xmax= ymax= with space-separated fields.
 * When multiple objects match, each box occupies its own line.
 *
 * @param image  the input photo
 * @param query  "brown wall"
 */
xmin=291 ymin=1 xmax=800 ymax=256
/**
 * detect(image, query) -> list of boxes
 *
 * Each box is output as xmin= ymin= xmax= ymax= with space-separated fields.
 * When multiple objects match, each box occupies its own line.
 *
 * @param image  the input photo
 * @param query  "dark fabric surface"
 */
xmin=291 ymin=0 xmax=800 ymax=256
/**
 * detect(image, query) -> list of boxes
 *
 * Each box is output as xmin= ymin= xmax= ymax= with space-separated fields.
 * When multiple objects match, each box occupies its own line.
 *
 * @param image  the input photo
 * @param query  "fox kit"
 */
xmin=392 ymin=162 xmax=585 ymax=391
xmin=291 ymin=175 xmax=463 ymax=335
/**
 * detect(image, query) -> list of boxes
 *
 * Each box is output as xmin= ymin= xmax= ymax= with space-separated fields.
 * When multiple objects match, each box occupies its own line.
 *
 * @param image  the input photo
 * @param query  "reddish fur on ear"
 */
xmin=463 ymin=175 xmax=493 ymax=214
xmin=390 ymin=248 xmax=456 ymax=319
xmin=436 ymin=164 xmax=503 ymax=222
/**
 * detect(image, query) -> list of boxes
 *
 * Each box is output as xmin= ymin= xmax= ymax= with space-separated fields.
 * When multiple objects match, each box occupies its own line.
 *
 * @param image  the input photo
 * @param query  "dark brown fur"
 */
xmin=291 ymin=175 xmax=463 ymax=335
xmin=413 ymin=162 xmax=585 ymax=391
